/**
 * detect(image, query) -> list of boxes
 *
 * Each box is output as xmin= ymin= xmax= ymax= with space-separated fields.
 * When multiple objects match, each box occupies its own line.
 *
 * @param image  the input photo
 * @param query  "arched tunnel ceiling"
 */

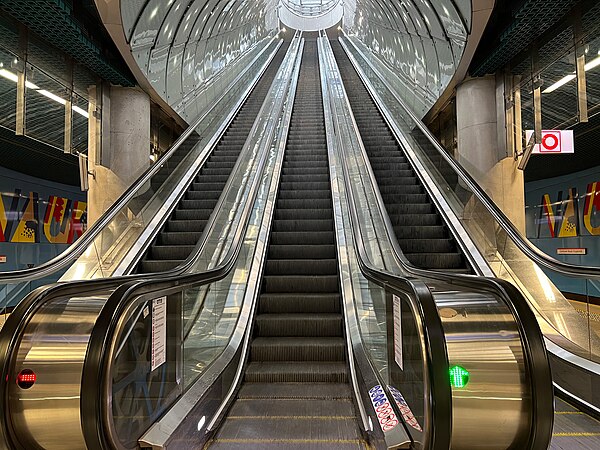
xmin=342 ymin=0 xmax=471 ymax=115
xmin=117 ymin=0 xmax=472 ymax=122
xmin=121 ymin=0 xmax=278 ymax=122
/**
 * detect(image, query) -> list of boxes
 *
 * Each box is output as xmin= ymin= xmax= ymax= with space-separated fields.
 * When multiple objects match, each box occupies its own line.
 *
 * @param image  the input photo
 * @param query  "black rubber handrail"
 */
xmin=335 ymin=34 xmax=554 ymax=449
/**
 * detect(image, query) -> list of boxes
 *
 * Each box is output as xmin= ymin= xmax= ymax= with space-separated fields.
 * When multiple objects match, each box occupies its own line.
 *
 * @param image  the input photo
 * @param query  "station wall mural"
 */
xmin=525 ymin=165 xmax=600 ymax=296
xmin=0 ymin=167 xmax=87 ymax=271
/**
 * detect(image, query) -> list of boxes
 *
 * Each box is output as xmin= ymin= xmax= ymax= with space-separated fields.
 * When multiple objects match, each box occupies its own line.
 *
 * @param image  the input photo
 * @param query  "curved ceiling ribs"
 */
xmin=119 ymin=0 xmax=471 ymax=121
xmin=342 ymin=0 xmax=470 ymax=116
xmin=122 ymin=0 xmax=277 ymax=122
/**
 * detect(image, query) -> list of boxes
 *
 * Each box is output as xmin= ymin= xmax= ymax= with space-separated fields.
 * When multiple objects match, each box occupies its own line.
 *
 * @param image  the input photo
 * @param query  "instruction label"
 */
xmin=393 ymin=294 xmax=403 ymax=370
xmin=151 ymin=297 xmax=167 ymax=371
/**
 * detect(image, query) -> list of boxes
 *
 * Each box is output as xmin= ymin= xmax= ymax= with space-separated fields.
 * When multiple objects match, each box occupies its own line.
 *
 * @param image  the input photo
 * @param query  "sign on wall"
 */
xmin=525 ymin=166 xmax=600 ymax=296
xmin=525 ymin=130 xmax=574 ymax=154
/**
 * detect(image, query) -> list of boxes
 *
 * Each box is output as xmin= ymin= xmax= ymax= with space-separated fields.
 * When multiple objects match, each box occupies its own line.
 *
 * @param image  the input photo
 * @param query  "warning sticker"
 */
xmin=393 ymin=294 xmax=403 ymax=370
xmin=151 ymin=297 xmax=167 ymax=371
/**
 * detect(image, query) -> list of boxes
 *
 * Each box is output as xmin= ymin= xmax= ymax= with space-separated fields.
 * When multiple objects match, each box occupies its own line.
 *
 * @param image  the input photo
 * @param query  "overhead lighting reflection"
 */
xmin=543 ymin=74 xmax=576 ymax=93
xmin=0 ymin=68 xmax=38 ymax=89
xmin=543 ymin=54 xmax=600 ymax=93
xmin=0 ymin=68 xmax=88 ymax=118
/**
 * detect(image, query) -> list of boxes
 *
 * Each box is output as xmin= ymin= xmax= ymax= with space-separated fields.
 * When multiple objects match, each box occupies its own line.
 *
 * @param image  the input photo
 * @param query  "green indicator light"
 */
xmin=449 ymin=365 xmax=469 ymax=388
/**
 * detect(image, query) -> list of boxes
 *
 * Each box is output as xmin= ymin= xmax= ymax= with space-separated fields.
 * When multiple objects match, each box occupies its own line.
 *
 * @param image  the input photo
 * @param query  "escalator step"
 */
xmin=269 ymin=231 xmax=335 ymax=245
xmin=277 ymin=198 xmax=332 ymax=209
xmin=138 ymin=259 xmax=181 ymax=273
xmin=268 ymin=244 xmax=336 ymax=259
xmin=398 ymin=238 xmax=456 ymax=253
xmin=166 ymin=219 xmax=208 ymax=232
xmin=379 ymin=185 xmax=423 ymax=195
xmin=185 ymin=190 xmax=221 ymax=200
xmin=262 ymin=275 xmax=339 ymax=293
xmin=385 ymin=203 xmax=434 ymax=215
xmin=274 ymin=208 xmax=332 ymax=220
xmin=227 ymin=397 xmax=353 ymax=417
xmin=245 ymin=362 xmax=348 ymax=383
xmin=279 ymin=174 xmax=329 ymax=183
xmin=211 ymin=415 xmax=361 ymax=444
xmin=238 ymin=382 xmax=350 ymax=399
xmin=387 ymin=214 xmax=440 ymax=226
xmin=250 ymin=337 xmax=345 ymax=361
xmin=272 ymin=219 xmax=334 ymax=232
xmin=255 ymin=314 xmax=343 ymax=337
xmin=258 ymin=293 xmax=341 ymax=314
xmin=158 ymin=231 xmax=203 ymax=245
xmin=278 ymin=190 xmax=331 ymax=200
xmin=405 ymin=253 xmax=465 ymax=269
xmin=149 ymin=245 xmax=196 ymax=260
xmin=279 ymin=181 xmax=330 ymax=190
xmin=393 ymin=225 xmax=447 ymax=239
xmin=179 ymin=199 xmax=218 ymax=210
xmin=172 ymin=209 xmax=212 ymax=221
xmin=265 ymin=259 xmax=337 ymax=275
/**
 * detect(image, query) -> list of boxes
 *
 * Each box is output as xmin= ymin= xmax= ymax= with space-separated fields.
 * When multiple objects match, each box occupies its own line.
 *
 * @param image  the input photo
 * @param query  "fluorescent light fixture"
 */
xmin=543 ymin=55 xmax=600 ymax=93
xmin=584 ymin=55 xmax=600 ymax=71
xmin=543 ymin=74 xmax=576 ymax=93
xmin=0 ymin=69 xmax=39 ymax=89
xmin=0 ymin=68 xmax=88 ymax=118
xmin=0 ymin=68 xmax=17 ymax=82
xmin=38 ymin=89 xmax=66 ymax=105
xmin=72 ymin=105 xmax=89 ymax=118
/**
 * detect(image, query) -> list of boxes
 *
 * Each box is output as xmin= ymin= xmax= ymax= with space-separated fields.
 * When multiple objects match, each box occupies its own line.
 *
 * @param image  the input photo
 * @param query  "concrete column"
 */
xmin=88 ymin=86 xmax=150 ymax=224
xmin=456 ymin=76 xmax=526 ymax=233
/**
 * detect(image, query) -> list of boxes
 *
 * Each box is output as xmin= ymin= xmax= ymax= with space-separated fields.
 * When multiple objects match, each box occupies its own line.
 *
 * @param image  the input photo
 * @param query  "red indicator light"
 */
xmin=17 ymin=369 xmax=36 ymax=389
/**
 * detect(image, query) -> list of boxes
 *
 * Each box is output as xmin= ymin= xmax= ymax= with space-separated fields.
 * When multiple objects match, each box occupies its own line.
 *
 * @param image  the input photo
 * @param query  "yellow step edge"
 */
xmin=226 ymin=415 xmax=355 ymax=420
xmin=553 ymin=432 xmax=600 ymax=436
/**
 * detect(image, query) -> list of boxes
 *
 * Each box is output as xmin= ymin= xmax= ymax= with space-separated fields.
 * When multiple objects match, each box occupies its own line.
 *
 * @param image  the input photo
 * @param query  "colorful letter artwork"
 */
xmin=537 ymin=182 xmax=600 ymax=238
xmin=0 ymin=189 xmax=87 ymax=244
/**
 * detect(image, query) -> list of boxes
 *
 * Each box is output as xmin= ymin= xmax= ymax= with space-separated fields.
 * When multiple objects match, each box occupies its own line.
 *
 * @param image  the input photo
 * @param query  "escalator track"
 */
xmin=136 ymin=41 xmax=291 ymax=273
xmin=206 ymin=40 xmax=367 ymax=450
xmin=331 ymin=42 xmax=469 ymax=273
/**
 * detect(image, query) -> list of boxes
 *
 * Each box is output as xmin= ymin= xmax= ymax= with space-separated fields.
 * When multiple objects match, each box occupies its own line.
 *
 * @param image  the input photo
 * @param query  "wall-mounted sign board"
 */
xmin=526 ymin=130 xmax=574 ymax=154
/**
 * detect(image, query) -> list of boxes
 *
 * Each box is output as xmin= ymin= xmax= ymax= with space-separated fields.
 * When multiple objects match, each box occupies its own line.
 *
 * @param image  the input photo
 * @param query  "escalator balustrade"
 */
xmin=331 ymin=42 xmax=469 ymax=273
xmin=136 ymin=43 xmax=290 ymax=273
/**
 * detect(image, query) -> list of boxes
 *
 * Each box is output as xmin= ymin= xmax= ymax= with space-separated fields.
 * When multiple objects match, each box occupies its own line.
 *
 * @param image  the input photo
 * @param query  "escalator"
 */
xmin=136 ymin=41 xmax=291 ymax=273
xmin=0 ymin=32 xmax=556 ymax=450
xmin=330 ymin=42 xmax=469 ymax=273
xmin=207 ymin=40 xmax=366 ymax=449
xmin=327 ymin=36 xmax=592 ymax=450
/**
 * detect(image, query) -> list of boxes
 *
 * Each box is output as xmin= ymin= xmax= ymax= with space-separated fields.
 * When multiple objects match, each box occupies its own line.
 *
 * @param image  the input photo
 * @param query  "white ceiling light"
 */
xmin=543 ymin=55 xmax=600 ymax=93
xmin=542 ymin=74 xmax=576 ymax=93
xmin=0 ymin=69 xmax=39 ymax=89
xmin=0 ymin=68 xmax=88 ymax=118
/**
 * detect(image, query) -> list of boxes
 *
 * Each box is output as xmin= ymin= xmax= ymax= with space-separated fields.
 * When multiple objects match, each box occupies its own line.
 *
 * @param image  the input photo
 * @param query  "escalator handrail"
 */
xmin=0 ymin=36 xmax=301 ymax=450
xmin=79 ymin=34 xmax=304 ymax=450
xmin=339 ymin=32 xmax=600 ymax=280
xmin=320 ymin=34 xmax=451 ymax=449
xmin=333 ymin=35 xmax=554 ymax=449
xmin=0 ymin=36 xmax=282 ymax=283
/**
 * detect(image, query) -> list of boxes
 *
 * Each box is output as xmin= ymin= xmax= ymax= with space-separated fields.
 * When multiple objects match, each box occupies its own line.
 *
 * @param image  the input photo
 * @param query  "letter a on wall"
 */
xmin=584 ymin=182 xmax=600 ymax=236
xmin=558 ymin=188 xmax=578 ymax=238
